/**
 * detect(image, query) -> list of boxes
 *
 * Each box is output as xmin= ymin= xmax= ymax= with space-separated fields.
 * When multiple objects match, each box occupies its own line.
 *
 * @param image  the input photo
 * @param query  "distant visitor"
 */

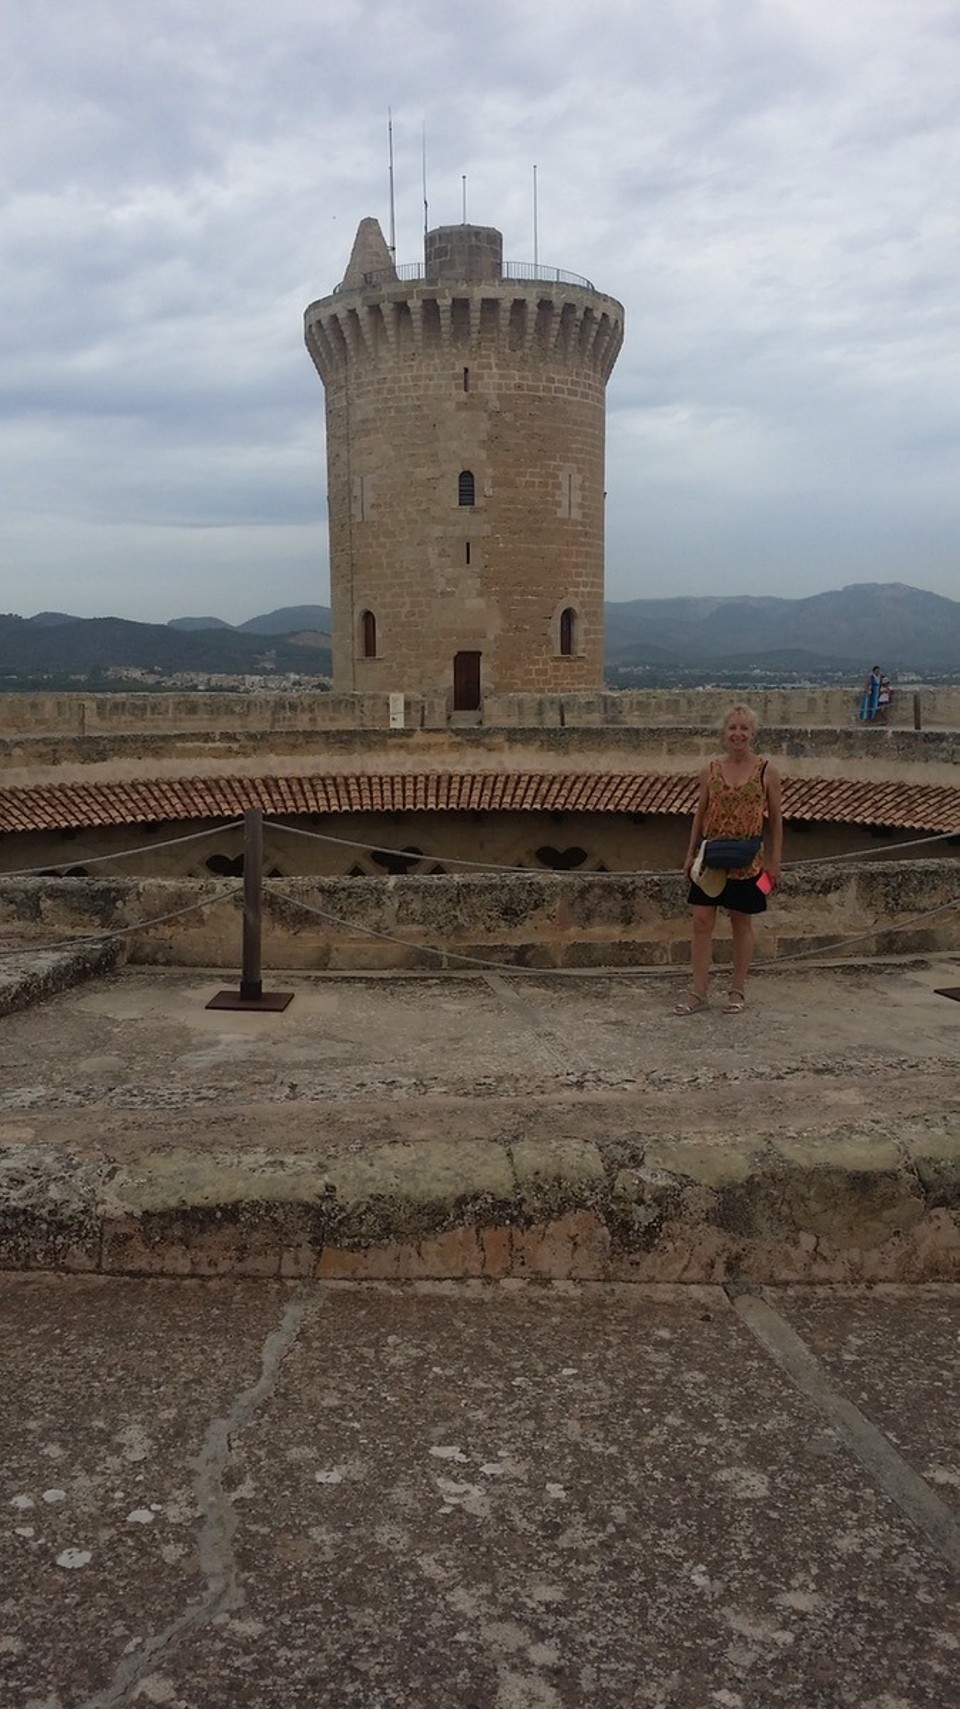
xmin=858 ymin=665 xmax=893 ymax=725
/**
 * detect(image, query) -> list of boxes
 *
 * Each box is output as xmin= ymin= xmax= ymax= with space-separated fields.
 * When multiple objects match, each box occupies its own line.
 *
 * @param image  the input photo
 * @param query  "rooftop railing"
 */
xmin=333 ymin=261 xmax=597 ymax=294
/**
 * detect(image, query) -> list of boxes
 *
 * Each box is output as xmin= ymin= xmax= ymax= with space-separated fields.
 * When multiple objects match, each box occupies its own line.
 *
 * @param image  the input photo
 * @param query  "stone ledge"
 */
xmin=0 ymin=940 xmax=123 ymax=1019
xmin=2 ymin=860 xmax=958 ymax=971
xmin=2 ymin=1127 xmax=957 ymax=1285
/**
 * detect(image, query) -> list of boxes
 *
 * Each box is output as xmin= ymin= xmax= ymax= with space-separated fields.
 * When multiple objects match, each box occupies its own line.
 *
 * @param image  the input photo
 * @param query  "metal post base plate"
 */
xmin=205 ymin=990 xmax=295 ymax=1012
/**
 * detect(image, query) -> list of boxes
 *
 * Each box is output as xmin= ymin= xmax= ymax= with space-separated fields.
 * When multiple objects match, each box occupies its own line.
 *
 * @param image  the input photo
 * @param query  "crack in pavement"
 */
xmin=75 ymin=1292 xmax=310 ymax=1709
xmin=481 ymin=972 xmax=591 ymax=1078
xmin=729 ymin=1287 xmax=960 ymax=1578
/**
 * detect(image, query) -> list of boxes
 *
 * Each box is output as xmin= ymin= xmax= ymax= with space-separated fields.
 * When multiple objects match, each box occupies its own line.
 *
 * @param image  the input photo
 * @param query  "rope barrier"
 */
xmin=0 ymin=805 xmax=954 ymax=886
xmin=0 ymin=859 xmax=955 ymax=981
xmin=1 ymin=819 xmax=246 ymax=879
xmin=765 ymin=896 xmax=960 ymax=968
xmin=0 ymin=885 xmax=244 ymax=960
xmin=265 ymin=886 xmax=960 ymax=981
xmin=0 ymin=805 xmax=957 ymax=983
xmin=261 ymin=892 xmax=522 ymax=973
xmin=786 ymin=828 xmax=959 ymax=867
xmin=261 ymin=816 xmax=959 ymax=879
xmin=261 ymin=816 xmax=551 ymax=874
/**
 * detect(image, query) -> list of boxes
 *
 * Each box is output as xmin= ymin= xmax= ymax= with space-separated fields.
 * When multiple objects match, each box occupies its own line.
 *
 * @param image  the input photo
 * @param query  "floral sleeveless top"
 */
xmin=703 ymin=756 xmax=766 ymax=878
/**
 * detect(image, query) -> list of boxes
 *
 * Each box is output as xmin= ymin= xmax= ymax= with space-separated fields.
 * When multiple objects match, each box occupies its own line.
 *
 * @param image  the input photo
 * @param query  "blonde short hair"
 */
xmin=721 ymin=704 xmax=759 ymax=737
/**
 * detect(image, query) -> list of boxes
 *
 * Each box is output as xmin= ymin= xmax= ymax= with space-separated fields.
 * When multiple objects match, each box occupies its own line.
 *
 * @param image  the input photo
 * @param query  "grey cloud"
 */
xmin=1 ymin=0 xmax=959 ymax=619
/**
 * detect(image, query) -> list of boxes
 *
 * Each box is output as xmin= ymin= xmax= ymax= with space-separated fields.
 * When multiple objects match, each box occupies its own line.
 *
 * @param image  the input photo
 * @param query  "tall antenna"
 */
xmin=533 ymin=163 xmax=539 ymax=270
xmin=462 ymin=174 xmax=467 ymax=223
xmin=387 ymin=109 xmax=397 ymax=261
xmin=421 ymin=123 xmax=429 ymax=240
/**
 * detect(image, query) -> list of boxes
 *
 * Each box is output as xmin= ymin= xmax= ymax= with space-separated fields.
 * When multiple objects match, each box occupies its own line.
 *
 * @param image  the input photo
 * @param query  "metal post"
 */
xmin=913 ymin=692 xmax=922 ymax=731
xmin=206 ymin=807 xmax=293 ymax=1012
xmin=240 ymin=808 xmax=263 ymax=1001
xmin=533 ymin=163 xmax=538 ymax=271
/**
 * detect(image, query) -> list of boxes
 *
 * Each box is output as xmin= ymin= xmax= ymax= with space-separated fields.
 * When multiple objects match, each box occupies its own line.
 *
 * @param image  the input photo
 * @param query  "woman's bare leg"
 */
xmin=729 ymin=911 xmax=755 ymax=994
xmin=690 ymin=906 xmax=717 ymax=996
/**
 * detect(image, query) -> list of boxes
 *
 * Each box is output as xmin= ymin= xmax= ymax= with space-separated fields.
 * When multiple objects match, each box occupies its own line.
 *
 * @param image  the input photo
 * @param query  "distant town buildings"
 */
xmin=100 ymin=667 xmax=330 ymax=693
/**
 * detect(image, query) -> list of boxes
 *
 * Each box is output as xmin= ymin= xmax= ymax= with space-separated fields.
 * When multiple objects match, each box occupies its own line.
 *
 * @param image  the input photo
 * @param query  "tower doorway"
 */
xmin=453 ymin=650 xmax=482 ymax=712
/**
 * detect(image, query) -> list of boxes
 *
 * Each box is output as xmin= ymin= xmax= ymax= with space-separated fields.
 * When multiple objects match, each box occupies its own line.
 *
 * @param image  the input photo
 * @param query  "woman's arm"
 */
xmin=764 ymin=764 xmax=784 ymax=886
xmin=682 ymin=771 xmax=710 ymax=880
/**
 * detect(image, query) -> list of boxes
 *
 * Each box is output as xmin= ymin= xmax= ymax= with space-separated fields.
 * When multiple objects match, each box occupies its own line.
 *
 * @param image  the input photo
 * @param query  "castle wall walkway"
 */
xmin=1 ymin=684 xmax=959 ymax=743
xmin=3 ymin=720 xmax=959 ymax=790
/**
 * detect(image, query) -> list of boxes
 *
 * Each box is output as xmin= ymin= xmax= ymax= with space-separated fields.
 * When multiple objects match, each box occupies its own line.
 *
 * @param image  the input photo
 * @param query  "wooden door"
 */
xmin=453 ymin=650 xmax=482 ymax=711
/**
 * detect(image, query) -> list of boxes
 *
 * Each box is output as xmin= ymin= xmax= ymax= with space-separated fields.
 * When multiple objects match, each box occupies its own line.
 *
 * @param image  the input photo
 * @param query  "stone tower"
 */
xmin=304 ymin=217 xmax=623 ymax=706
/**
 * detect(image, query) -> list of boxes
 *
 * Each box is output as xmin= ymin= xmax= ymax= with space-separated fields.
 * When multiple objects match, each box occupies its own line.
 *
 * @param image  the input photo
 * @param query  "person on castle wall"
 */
xmin=860 ymin=665 xmax=883 ymax=722
xmin=673 ymin=706 xmax=783 ymax=1016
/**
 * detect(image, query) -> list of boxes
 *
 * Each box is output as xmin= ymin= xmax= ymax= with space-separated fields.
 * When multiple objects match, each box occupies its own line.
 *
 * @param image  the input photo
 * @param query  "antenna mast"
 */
xmin=533 ymin=163 xmax=539 ymax=270
xmin=462 ymin=174 xmax=467 ymax=223
xmin=387 ymin=109 xmax=397 ymax=260
xmin=421 ymin=124 xmax=429 ymax=239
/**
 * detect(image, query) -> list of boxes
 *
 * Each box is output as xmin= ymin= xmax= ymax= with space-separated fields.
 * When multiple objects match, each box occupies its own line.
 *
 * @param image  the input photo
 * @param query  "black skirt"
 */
xmin=687 ymin=875 xmax=768 ymax=914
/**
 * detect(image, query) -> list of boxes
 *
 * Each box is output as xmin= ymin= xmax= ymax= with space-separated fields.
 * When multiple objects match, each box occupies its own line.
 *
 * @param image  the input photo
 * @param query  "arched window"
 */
xmin=559 ymin=606 xmax=577 ymax=656
xmin=458 ymin=470 xmax=475 ymax=507
xmin=360 ymin=609 xmax=377 ymax=658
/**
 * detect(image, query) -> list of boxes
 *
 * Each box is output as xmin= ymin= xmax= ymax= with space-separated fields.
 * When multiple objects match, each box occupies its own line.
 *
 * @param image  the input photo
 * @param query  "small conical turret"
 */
xmin=340 ymin=217 xmax=396 ymax=290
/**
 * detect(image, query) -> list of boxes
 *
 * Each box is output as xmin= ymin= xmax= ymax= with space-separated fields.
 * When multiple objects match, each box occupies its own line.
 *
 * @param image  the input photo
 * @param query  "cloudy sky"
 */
xmin=2 ymin=0 xmax=959 ymax=623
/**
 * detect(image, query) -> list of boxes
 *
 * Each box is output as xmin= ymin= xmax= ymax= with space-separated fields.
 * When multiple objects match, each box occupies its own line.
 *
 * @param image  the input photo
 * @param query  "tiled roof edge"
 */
xmin=0 ymin=772 xmax=957 ymax=836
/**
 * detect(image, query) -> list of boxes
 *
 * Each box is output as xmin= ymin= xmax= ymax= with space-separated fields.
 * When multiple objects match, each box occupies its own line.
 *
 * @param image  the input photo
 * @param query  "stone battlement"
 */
xmin=2 ymin=687 xmax=959 ymax=741
xmin=306 ymin=278 xmax=623 ymax=382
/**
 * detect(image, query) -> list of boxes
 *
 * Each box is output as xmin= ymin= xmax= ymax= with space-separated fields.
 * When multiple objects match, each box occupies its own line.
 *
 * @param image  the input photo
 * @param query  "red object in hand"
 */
xmin=756 ymin=870 xmax=774 ymax=894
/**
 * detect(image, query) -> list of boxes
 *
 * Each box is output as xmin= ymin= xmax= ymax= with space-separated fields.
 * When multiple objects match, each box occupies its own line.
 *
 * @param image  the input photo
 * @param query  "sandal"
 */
xmin=723 ymin=989 xmax=746 ymax=1014
xmin=673 ymin=991 xmax=708 ymax=1016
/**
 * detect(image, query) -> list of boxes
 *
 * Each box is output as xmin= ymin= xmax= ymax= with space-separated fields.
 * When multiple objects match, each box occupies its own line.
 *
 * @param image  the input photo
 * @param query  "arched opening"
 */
xmin=458 ymin=470 xmax=475 ymax=507
xmin=559 ymin=606 xmax=577 ymax=656
xmin=360 ymin=609 xmax=377 ymax=658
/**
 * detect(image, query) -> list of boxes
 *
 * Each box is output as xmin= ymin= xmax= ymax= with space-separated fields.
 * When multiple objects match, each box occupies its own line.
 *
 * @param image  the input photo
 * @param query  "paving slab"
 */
xmin=774 ymin=1287 xmax=960 ymax=1520
xmin=1 ymin=1277 xmax=958 ymax=1708
xmin=0 ymin=1276 xmax=287 ymax=1706
xmin=0 ymin=961 xmax=958 ymax=1280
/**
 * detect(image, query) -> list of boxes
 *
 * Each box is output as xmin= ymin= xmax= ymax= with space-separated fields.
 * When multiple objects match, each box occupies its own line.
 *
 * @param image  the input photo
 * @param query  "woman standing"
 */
xmin=858 ymin=666 xmax=883 ymax=723
xmin=674 ymin=706 xmax=783 ymax=1015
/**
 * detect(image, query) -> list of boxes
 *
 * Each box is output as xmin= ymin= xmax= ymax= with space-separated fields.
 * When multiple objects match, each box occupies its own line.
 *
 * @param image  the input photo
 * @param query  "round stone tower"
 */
xmin=304 ymin=217 xmax=624 ymax=706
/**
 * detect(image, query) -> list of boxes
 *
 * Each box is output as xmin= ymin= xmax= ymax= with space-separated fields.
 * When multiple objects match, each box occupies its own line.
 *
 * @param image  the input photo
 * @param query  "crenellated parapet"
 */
xmin=305 ymin=282 xmax=623 ymax=385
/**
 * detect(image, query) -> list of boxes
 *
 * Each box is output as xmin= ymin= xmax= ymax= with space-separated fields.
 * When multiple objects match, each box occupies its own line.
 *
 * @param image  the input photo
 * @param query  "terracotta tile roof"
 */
xmin=0 ymin=772 xmax=957 ymax=836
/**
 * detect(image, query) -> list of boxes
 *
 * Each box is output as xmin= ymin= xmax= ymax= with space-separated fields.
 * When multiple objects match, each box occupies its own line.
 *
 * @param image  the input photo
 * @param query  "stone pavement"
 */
xmin=0 ymin=957 xmax=958 ymax=1282
xmin=1 ymin=1275 xmax=958 ymax=1708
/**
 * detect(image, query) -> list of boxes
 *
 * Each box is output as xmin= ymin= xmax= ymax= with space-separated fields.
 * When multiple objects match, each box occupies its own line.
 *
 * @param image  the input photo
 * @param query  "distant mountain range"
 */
xmin=165 ymin=584 xmax=960 ymax=670
xmin=602 ymin=583 xmax=960 ymax=671
xmin=167 ymin=605 xmax=332 ymax=637
xmin=1 ymin=583 xmax=958 ymax=681
xmin=0 ymin=611 xmax=332 ymax=680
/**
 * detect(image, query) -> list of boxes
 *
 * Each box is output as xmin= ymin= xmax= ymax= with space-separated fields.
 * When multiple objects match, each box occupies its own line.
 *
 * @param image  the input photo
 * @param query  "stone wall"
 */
xmin=3 ymin=718 xmax=958 ymax=790
xmin=2 ymin=685 xmax=958 ymax=744
xmin=2 ymin=860 xmax=956 ymax=971
xmin=484 ymin=687 xmax=960 ymax=731
xmin=3 ymin=724 xmax=949 ymax=796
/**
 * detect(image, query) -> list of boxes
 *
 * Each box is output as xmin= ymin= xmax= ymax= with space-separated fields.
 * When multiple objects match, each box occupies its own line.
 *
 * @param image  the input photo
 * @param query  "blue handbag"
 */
xmin=701 ymin=836 xmax=762 ymax=870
